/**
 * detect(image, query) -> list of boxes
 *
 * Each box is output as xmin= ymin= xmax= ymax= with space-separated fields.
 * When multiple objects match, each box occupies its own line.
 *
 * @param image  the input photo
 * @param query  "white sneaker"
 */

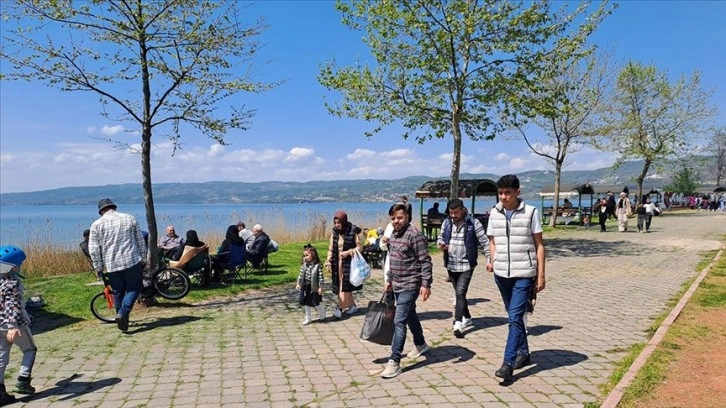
xmin=345 ymin=305 xmax=358 ymax=315
xmin=452 ymin=298 xmax=456 ymax=306
xmin=301 ymin=318 xmax=311 ymax=326
xmin=332 ymin=308 xmax=342 ymax=319
xmin=406 ymin=343 xmax=430 ymax=359
xmin=462 ymin=316 xmax=472 ymax=329
xmin=453 ymin=321 xmax=463 ymax=338
xmin=381 ymin=360 xmax=402 ymax=379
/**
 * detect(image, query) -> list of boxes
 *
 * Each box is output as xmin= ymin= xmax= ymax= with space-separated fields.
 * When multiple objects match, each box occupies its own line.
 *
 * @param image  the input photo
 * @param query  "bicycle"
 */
xmin=90 ymin=262 xmax=191 ymax=323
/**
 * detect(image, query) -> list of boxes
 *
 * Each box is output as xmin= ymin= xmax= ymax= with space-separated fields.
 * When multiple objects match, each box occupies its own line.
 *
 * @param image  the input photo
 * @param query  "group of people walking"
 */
xmin=297 ymin=174 xmax=546 ymax=381
xmin=595 ymin=191 xmax=659 ymax=233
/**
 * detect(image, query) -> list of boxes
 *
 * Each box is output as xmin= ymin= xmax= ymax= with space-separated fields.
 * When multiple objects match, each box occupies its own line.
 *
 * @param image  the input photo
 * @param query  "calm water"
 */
xmin=0 ymin=198 xmax=553 ymax=248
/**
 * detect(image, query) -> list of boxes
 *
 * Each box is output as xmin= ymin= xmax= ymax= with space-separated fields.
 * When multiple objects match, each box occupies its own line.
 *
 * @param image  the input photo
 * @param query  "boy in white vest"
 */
xmin=486 ymin=175 xmax=546 ymax=381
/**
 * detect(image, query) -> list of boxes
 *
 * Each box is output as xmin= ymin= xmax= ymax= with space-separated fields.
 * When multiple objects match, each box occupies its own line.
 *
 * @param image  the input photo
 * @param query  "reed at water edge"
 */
xmin=20 ymin=209 xmax=394 ymax=278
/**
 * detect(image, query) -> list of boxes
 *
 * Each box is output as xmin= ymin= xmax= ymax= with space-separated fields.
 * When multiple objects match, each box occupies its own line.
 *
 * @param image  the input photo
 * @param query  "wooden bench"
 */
xmin=361 ymin=250 xmax=384 ymax=269
xmin=421 ymin=214 xmax=443 ymax=241
xmin=542 ymin=207 xmax=580 ymax=225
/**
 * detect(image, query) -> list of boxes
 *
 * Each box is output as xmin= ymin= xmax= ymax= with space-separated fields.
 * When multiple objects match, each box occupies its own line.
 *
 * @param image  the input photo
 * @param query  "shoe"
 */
xmin=513 ymin=353 xmax=531 ymax=369
xmin=115 ymin=313 xmax=128 ymax=332
xmin=381 ymin=360 xmax=402 ymax=379
xmin=495 ymin=363 xmax=513 ymax=381
xmin=453 ymin=321 xmax=463 ymax=338
xmin=462 ymin=316 xmax=472 ymax=329
xmin=406 ymin=343 xmax=430 ymax=359
xmin=332 ymin=308 xmax=342 ymax=319
xmin=301 ymin=318 xmax=311 ymax=326
xmin=345 ymin=305 xmax=358 ymax=315
xmin=0 ymin=384 xmax=16 ymax=405
xmin=13 ymin=377 xmax=35 ymax=395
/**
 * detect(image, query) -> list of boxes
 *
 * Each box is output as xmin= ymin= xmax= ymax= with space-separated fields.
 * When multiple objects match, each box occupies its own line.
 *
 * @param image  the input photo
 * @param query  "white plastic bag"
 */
xmin=350 ymin=250 xmax=371 ymax=286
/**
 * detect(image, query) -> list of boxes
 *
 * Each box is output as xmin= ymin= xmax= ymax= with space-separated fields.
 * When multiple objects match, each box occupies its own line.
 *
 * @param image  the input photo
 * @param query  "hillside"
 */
xmin=0 ymin=158 xmax=717 ymax=206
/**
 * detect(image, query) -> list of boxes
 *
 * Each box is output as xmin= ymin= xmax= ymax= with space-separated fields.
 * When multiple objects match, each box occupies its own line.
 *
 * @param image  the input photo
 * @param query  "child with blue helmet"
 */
xmin=0 ymin=246 xmax=37 ymax=405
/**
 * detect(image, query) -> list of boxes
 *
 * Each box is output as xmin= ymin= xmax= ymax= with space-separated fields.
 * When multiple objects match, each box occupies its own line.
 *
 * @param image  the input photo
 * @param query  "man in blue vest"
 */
xmin=486 ymin=174 xmax=546 ymax=381
xmin=437 ymin=198 xmax=490 ymax=338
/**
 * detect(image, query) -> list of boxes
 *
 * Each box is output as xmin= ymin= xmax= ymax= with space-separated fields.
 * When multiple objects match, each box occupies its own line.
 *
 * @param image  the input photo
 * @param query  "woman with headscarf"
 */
xmin=616 ymin=192 xmax=632 ymax=232
xmin=326 ymin=211 xmax=362 ymax=318
xmin=169 ymin=230 xmax=209 ymax=276
xmin=210 ymin=225 xmax=247 ymax=282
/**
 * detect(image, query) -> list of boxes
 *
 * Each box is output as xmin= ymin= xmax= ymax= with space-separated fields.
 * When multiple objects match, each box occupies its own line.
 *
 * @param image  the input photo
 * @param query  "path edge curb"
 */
xmin=600 ymin=244 xmax=726 ymax=408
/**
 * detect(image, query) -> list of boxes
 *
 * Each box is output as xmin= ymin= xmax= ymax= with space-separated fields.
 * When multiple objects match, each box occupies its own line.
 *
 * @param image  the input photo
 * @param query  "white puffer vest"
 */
xmin=489 ymin=201 xmax=537 ymax=278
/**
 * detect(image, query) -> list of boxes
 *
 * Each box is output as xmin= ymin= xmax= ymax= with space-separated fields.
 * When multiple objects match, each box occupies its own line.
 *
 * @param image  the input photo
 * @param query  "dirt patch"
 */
xmin=635 ymin=308 xmax=726 ymax=408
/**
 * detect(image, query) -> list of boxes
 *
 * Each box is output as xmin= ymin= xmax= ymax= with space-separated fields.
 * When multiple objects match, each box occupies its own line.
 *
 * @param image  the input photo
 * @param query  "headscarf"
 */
xmin=333 ymin=210 xmax=348 ymax=232
xmin=185 ymin=230 xmax=205 ymax=248
xmin=225 ymin=225 xmax=246 ymax=246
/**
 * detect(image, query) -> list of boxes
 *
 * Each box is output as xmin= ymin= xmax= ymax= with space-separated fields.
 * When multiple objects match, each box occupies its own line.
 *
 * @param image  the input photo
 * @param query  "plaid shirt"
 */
xmin=386 ymin=223 xmax=432 ymax=291
xmin=89 ymin=210 xmax=147 ymax=273
xmin=0 ymin=276 xmax=31 ymax=329
xmin=438 ymin=216 xmax=490 ymax=273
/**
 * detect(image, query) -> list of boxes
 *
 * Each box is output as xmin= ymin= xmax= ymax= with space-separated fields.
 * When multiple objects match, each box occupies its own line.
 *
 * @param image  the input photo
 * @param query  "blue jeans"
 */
xmin=494 ymin=275 xmax=533 ymax=365
xmin=448 ymin=269 xmax=473 ymax=322
xmin=390 ymin=289 xmax=425 ymax=363
xmin=107 ymin=262 xmax=144 ymax=317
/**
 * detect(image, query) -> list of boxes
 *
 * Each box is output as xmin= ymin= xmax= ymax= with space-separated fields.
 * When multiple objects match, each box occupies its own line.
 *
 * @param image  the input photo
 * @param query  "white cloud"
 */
xmin=101 ymin=125 xmax=125 ymax=136
xmin=495 ymin=153 xmax=510 ymax=161
xmin=284 ymin=147 xmax=315 ymax=163
xmin=346 ymin=148 xmax=376 ymax=160
xmin=509 ymin=158 xmax=528 ymax=169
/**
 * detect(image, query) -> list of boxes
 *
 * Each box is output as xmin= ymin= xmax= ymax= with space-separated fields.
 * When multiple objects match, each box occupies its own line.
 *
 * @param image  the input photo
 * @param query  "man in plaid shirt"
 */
xmin=437 ymin=198 xmax=490 ymax=338
xmin=89 ymin=198 xmax=147 ymax=333
xmin=379 ymin=203 xmax=432 ymax=379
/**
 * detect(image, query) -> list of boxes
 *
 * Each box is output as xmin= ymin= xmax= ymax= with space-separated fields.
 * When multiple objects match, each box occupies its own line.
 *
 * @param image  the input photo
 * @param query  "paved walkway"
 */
xmin=13 ymin=212 xmax=726 ymax=407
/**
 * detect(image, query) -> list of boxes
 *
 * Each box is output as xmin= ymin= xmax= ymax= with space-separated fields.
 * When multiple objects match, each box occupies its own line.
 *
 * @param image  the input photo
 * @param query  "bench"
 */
xmin=361 ymin=249 xmax=384 ymax=269
xmin=421 ymin=214 xmax=443 ymax=241
xmin=542 ymin=207 xmax=579 ymax=225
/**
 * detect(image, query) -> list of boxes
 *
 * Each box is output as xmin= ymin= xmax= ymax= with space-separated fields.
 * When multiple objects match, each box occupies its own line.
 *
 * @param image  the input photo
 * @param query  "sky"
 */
xmin=1 ymin=1 xmax=725 ymax=194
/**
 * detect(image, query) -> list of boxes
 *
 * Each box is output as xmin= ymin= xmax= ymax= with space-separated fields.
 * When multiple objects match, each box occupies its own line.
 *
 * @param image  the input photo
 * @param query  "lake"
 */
xmin=0 ymin=198 xmax=554 ymax=248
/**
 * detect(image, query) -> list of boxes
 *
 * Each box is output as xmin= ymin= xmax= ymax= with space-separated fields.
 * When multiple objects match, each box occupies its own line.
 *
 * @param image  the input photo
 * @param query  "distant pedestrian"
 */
xmin=89 ymin=198 xmax=147 ymax=333
xmin=401 ymin=195 xmax=413 ymax=220
xmin=635 ymin=201 xmax=647 ymax=233
xmin=606 ymin=192 xmax=616 ymax=220
xmin=616 ymin=192 xmax=632 ymax=232
xmin=644 ymin=197 xmax=655 ymax=232
xmin=0 ymin=246 xmax=38 ymax=403
xmin=486 ymin=175 xmax=546 ymax=382
xmin=597 ymin=198 xmax=608 ymax=232
xmin=380 ymin=203 xmax=433 ymax=379
xmin=296 ymin=244 xmax=326 ymax=325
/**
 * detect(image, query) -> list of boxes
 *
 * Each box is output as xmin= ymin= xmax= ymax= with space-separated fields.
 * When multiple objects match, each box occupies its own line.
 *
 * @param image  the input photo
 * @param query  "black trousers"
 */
xmin=598 ymin=212 xmax=607 ymax=231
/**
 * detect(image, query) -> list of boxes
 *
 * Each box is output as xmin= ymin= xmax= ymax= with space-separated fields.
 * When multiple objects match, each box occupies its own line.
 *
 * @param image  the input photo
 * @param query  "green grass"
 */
xmin=595 ymin=244 xmax=726 ymax=407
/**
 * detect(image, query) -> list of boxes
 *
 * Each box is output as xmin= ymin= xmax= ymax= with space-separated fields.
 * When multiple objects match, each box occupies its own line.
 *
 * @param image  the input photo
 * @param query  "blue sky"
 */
xmin=1 ymin=1 xmax=724 ymax=194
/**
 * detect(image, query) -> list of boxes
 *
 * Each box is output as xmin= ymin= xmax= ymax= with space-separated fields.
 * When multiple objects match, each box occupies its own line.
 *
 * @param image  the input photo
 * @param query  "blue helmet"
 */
xmin=0 ymin=246 xmax=26 ymax=275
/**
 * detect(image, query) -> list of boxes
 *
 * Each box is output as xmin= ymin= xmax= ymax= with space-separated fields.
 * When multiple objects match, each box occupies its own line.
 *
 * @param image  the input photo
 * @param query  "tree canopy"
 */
xmin=319 ymin=0 xmax=609 ymax=199
xmin=1 ymin=0 xmax=275 ymax=266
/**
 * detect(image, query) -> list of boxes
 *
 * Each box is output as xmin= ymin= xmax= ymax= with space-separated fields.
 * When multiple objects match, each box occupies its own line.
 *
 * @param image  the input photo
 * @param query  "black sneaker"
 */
xmin=115 ymin=313 xmax=128 ymax=332
xmin=495 ymin=363 xmax=513 ymax=381
xmin=513 ymin=353 xmax=531 ymax=369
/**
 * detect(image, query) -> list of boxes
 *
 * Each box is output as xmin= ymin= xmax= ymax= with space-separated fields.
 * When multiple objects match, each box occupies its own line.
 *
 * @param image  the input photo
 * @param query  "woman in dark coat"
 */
xmin=210 ymin=225 xmax=247 ymax=282
xmin=325 ymin=211 xmax=362 ymax=319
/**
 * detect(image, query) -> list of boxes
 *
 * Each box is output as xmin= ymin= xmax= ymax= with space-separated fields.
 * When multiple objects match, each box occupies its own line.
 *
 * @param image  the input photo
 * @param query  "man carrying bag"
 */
xmin=376 ymin=203 xmax=433 ymax=379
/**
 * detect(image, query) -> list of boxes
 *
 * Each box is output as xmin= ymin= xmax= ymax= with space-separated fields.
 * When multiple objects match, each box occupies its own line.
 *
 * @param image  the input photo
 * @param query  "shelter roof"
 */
xmin=695 ymin=186 xmax=726 ymax=194
xmin=415 ymin=179 xmax=498 ymax=199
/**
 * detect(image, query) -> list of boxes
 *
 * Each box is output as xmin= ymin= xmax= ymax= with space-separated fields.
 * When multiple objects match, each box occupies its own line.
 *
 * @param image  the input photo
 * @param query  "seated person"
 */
xmin=210 ymin=225 xmax=248 ymax=281
xmin=363 ymin=227 xmax=383 ymax=253
xmin=80 ymin=229 xmax=91 ymax=260
xmin=562 ymin=199 xmax=574 ymax=210
xmin=169 ymin=230 xmax=208 ymax=268
xmin=427 ymin=202 xmax=443 ymax=219
xmin=247 ymin=224 xmax=271 ymax=268
xmin=159 ymin=225 xmax=184 ymax=260
xmin=365 ymin=227 xmax=379 ymax=246
xmin=237 ymin=221 xmax=256 ymax=251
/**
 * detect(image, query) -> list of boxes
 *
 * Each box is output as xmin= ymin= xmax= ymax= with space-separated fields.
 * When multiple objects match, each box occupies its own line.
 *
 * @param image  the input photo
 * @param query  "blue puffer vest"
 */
xmin=441 ymin=214 xmax=479 ymax=269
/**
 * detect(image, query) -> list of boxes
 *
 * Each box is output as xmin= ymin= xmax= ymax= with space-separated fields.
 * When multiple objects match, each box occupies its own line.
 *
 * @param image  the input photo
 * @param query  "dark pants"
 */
xmin=448 ymin=269 xmax=473 ymax=322
xmin=598 ymin=212 xmax=607 ymax=231
xmin=107 ymin=262 xmax=144 ymax=318
xmin=645 ymin=214 xmax=653 ymax=231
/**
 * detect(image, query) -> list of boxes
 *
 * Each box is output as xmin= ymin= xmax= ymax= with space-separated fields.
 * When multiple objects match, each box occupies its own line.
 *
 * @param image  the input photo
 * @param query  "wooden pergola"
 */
xmin=414 ymin=178 xmax=498 ymax=235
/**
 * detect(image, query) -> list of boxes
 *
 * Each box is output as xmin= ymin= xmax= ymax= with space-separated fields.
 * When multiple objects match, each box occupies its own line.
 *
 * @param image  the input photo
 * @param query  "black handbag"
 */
xmin=360 ymin=291 xmax=395 ymax=345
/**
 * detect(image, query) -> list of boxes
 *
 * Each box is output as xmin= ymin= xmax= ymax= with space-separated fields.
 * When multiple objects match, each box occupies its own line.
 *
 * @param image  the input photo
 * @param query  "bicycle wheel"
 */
xmin=154 ymin=267 xmax=191 ymax=300
xmin=90 ymin=292 xmax=116 ymax=323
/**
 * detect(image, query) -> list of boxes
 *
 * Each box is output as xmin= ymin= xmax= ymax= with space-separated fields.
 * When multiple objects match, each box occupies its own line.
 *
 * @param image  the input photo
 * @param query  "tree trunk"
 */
xmin=636 ymin=158 xmax=651 ymax=206
xmin=139 ymin=24 xmax=157 ymax=268
xmin=550 ymin=161 xmax=563 ymax=228
xmin=449 ymin=114 xmax=462 ymax=201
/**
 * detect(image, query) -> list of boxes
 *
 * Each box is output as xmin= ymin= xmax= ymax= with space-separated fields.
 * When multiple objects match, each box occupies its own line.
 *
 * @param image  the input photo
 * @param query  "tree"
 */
xmin=510 ymin=51 xmax=611 ymax=227
xmin=1 ymin=0 xmax=275 ymax=267
xmin=709 ymin=127 xmax=726 ymax=186
xmin=593 ymin=62 xmax=715 ymax=205
xmin=319 ymin=0 xmax=609 ymax=200
xmin=664 ymin=160 xmax=700 ymax=196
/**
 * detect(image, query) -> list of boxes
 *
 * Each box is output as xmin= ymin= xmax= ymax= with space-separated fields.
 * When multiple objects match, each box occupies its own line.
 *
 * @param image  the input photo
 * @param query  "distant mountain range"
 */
xmin=0 ymin=158 xmax=717 ymax=206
